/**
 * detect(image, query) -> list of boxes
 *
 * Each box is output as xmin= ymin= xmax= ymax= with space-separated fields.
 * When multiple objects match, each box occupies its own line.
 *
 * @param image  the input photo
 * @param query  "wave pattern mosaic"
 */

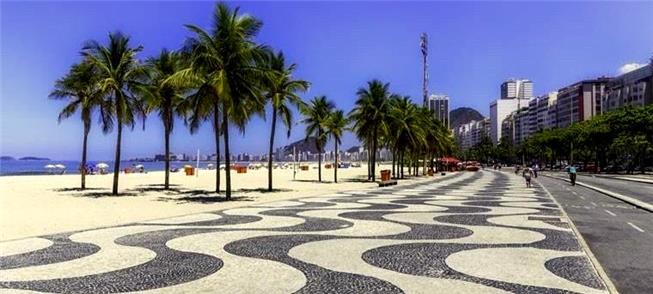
xmin=0 ymin=171 xmax=607 ymax=293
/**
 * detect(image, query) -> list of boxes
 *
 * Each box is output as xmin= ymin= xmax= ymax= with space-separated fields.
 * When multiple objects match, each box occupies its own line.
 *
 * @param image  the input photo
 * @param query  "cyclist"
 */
xmin=567 ymin=165 xmax=577 ymax=186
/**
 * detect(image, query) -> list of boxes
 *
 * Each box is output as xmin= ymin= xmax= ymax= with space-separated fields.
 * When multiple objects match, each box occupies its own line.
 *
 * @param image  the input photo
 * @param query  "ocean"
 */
xmin=0 ymin=159 xmax=229 ymax=176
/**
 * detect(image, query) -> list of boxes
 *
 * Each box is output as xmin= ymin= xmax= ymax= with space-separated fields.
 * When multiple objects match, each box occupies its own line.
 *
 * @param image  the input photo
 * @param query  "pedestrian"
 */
xmin=523 ymin=167 xmax=534 ymax=188
xmin=533 ymin=164 xmax=539 ymax=178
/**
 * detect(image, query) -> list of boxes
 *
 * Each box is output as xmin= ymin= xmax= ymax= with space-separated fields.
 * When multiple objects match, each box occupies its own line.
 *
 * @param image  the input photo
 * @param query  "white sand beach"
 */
xmin=0 ymin=164 xmax=439 ymax=241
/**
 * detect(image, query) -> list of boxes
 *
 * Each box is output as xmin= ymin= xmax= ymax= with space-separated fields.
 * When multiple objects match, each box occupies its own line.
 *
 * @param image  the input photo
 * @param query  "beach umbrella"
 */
xmin=134 ymin=164 xmax=144 ymax=169
xmin=54 ymin=164 xmax=66 ymax=169
xmin=44 ymin=164 xmax=56 ymax=169
xmin=96 ymin=162 xmax=109 ymax=169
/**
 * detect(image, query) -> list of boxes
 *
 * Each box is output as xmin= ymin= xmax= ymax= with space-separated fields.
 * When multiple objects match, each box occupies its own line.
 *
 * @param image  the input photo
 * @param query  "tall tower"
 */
xmin=420 ymin=33 xmax=429 ymax=107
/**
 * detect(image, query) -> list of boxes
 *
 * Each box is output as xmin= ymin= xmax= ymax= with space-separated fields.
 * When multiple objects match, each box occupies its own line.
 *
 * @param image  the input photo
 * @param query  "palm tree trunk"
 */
xmin=391 ymin=150 xmax=396 ymax=179
xmin=399 ymin=151 xmax=404 ymax=179
xmin=367 ymin=144 xmax=371 ymax=180
xmin=268 ymin=109 xmax=277 ymax=191
xmin=318 ymin=129 xmax=322 ymax=182
xmin=112 ymin=121 xmax=122 ymax=195
xmin=223 ymin=111 xmax=231 ymax=200
xmin=214 ymin=109 xmax=220 ymax=193
xmin=371 ymin=129 xmax=378 ymax=181
xmin=164 ymin=125 xmax=170 ymax=190
xmin=422 ymin=153 xmax=427 ymax=175
xmin=334 ymin=142 xmax=338 ymax=183
xmin=81 ymin=125 xmax=89 ymax=190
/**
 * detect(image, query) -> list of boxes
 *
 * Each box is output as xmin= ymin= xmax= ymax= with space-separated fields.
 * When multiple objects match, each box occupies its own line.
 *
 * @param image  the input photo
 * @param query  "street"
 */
xmin=0 ymin=170 xmax=608 ymax=293
xmin=536 ymin=175 xmax=652 ymax=294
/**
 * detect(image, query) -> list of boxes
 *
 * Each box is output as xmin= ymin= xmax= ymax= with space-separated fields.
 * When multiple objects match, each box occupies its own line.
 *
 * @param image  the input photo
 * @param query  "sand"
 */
xmin=0 ymin=164 xmax=437 ymax=241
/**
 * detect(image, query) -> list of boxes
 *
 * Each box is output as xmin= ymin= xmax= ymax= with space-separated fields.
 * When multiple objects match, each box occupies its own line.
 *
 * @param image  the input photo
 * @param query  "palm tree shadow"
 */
xmin=53 ymin=187 xmax=104 ymax=192
xmin=292 ymin=179 xmax=334 ymax=184
xmin=128 ymin=186 xmax=185 ymax=194
xmin=73 ymin=191 xmax=140 ymax=198
xmin=158 ymin=192 xmax=255 ymax=204
xmin=235 ymin=188 xmax=293 ymax=193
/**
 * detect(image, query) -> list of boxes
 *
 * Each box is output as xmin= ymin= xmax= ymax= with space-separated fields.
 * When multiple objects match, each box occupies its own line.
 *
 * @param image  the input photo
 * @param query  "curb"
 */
xmin=541 ymin=174 xmax=653 ymax=213
xmin=588 ymin=174 xmax=653 ymax=185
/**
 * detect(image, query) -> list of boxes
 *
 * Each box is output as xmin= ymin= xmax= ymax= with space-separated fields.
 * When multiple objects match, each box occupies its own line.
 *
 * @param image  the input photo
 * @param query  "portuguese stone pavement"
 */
xmin=0 ymin=170 xmax=608 ymax=293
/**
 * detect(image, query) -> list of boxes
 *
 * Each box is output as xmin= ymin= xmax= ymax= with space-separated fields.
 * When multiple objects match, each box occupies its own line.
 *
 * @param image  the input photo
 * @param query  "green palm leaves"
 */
xmin=350 ymin=79 xmax=392 ymax=181
xmin=301 ymin=96 xmax=335 ymax=182
xmin=262 ymin=51 xmax=309 ymax=191
xmin=139 ymin=49 xmax=188 ymax=190
xmin=82 ymin=32 xmax=145 ymax=195
xmin=50 ymin=61 xmax=103 ymax=190
xmin=174 ymin=2 xmax=270 ymax=199
xmin=325 ymin=110 xmax=348 ymax=183
xmin=351 ymin=80 xmax=453 ymax=180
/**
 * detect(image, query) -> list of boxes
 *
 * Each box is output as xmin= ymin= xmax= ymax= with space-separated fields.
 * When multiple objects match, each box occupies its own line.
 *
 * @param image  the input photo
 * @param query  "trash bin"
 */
xmin=184 ymin=166 xmax=195 ymax=176
xmin=380 ymin=170 xmax=391 ymax=181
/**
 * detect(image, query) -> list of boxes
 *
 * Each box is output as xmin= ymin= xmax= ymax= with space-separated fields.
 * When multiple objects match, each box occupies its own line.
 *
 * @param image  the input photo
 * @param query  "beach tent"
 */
xmin=44 ymin=164 xmax=56 ymax=174
xmin=96 ymin=162 xmax=109 ymax=174
xmin=54 ymin=164 xmax=66 ymax=169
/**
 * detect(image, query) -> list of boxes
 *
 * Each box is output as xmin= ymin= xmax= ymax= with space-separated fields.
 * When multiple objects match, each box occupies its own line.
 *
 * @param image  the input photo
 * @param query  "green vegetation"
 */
xmin=50 ymin=2 xmax=456 ymax=197
xmin=460 ymin=105 xmax=653 ymax=174
xmin=139 ymin=49 xmax=188 ymax=190
xmin=50 ymin=61 xmax=103 ymax=190
xmin=262 ymin=51 xmax=309 ymax=191
xmin=300 ymin=96 xmax=335 ymax=183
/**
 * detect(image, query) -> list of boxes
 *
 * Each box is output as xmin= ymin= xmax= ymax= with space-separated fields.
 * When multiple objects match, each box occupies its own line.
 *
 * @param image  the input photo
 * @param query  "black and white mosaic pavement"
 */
xmin=0 ymin=171 xmax=608 ymax=293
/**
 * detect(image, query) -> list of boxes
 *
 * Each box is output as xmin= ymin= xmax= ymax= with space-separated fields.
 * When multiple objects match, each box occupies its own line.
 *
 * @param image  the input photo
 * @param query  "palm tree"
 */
xmin=388 ymin=97 xmax=426 ymax=178
xmin=350 ymin=80 xmax=392 ymax=181
xmin=301 ymin=96 xmax=335 ymax=182
xmin=139 ymin=49 xmax=187 ymax=190
xmin=173 ymin=3 xmax=269 ymax=199
xmin=83 ymin=32 xmax=145 ymax=195
xmin=325 ymin=109 xmax=348 ymax=183
xmin=262 ymin=51 xmax=309 ymax=191
xmin=50 ymin=61 xmax=103 ymax=190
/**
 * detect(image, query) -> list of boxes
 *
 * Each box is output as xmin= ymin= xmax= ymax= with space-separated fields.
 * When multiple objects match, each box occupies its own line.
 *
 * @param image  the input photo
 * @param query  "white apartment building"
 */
xmin=501 ymin=79 xmax=533 ymax=100
xmin=489 ymin=97 xmax=531 ymax=144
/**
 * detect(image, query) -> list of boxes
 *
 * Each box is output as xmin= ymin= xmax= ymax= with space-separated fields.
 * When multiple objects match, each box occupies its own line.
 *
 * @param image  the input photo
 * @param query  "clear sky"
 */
xmin=1 ymin=1 xmax=652 ymax=161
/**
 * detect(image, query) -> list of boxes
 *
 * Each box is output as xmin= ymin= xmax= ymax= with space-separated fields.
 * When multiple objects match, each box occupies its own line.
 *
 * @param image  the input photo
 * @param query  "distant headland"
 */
xmin=18 ymin=156 xmax=51 ymax=161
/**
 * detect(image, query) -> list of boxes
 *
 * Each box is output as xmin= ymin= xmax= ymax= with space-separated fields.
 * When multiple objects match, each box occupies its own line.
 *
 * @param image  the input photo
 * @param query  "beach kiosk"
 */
xmin=184 ymin=165 xmax=195 ymax=176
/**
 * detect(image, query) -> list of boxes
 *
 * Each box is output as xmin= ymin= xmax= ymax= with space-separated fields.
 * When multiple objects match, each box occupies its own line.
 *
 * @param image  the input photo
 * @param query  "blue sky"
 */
xmin=1 ymin=1 xmax=652 ymax=161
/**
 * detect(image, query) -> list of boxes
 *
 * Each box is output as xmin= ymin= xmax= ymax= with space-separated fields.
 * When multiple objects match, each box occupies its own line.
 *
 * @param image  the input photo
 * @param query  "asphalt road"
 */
xmin=536 ymin=175 xmax=653 ymax=294
xmin=575 ymin=174 xmax=653 ymax=205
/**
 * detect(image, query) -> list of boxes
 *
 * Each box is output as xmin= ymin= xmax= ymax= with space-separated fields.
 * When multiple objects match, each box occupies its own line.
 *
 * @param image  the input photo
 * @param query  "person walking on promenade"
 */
xmin=522 ymin=167 xmax=534 ymax=188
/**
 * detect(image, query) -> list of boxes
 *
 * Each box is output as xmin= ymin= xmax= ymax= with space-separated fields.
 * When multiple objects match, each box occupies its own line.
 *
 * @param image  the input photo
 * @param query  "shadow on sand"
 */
xmin=53 ymin=187 xmax=104 ymax=192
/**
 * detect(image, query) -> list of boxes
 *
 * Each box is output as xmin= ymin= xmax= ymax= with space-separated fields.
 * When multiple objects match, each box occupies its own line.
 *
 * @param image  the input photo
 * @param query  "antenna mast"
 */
xmin=420 ymin=33 xmax=429 ymax=107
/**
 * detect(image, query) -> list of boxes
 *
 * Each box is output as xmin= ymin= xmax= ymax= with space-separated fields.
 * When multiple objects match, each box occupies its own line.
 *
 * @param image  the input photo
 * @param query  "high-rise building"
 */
xmin=501 ymin=79 xmax=533 ymax=100
xmin=603 ymin=64 xmax=652 ymax=112
xmin=453 ymin=118 xmax=490 ymax=151
xmin=513 ymin=107 xmax=530 ymax=145
xmin=556 ymin=77 xmax=610 ymax=128
xmin=489 ymin=97 xmax=531 ymax=144
xmin=427 ymin=94 xmax=450 ymax=128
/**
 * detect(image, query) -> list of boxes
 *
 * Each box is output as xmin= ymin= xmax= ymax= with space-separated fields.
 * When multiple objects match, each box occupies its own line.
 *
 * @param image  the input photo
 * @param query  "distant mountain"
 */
xmin=18 ymin=156 xmax=50 ymax=161
xmin=1 ymin=156 xmax=15 ymax=160
xmin=450 ymin=107 xmax=484 ymax=129
xmin=278 ymin=137 xmax=320 ymax=156
xmin=346 ymin=146 xmax=362 ymax=153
